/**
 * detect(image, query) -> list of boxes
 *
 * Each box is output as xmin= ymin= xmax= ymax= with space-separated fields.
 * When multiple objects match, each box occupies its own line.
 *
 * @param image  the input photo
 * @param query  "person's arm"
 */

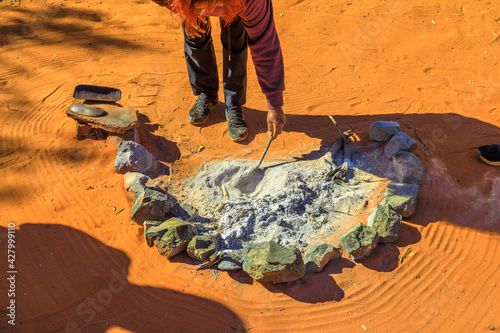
xmin=239 ymin=0 xmax=286 ymax=137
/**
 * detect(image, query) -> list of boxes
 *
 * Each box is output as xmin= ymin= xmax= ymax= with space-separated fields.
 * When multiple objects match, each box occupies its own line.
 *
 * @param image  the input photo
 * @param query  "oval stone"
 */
xmin=70 ymin=104 xmax=105 ymax=117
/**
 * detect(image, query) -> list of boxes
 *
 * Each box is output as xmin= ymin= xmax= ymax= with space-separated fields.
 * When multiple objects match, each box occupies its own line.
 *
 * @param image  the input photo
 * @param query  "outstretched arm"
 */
xmin=240 ymin=0 xmax=286 ymax=137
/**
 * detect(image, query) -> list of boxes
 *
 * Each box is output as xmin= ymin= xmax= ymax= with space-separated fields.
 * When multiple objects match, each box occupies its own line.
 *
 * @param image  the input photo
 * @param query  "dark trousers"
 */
xmin=183 ymin=17 xmax=248 ymax=108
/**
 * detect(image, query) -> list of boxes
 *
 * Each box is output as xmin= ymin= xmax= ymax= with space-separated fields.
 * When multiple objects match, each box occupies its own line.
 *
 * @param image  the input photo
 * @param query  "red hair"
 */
xmin=152 ymin=0 xmax=246 ymax=26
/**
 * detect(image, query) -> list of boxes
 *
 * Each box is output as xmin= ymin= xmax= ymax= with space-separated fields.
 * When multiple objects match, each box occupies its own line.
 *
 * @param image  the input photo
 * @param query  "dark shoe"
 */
xmin=225 ymin=106 xmax=248 ymax=142
xmin=475 ymin=144 xmax=500 ymax=166
xmin=188 ymin=93 xmax=219 ymax=125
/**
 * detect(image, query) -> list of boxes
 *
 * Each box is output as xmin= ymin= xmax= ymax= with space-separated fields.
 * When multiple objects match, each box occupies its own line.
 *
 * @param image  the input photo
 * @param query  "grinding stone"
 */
xmin=66 ymin=102 xmax=139 ymax=134
xmin=70 ymin=104 xmax=105 ymax=117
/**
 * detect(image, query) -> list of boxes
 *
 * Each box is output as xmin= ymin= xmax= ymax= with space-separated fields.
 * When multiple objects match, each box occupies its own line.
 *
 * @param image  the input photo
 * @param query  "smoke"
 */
xmin=425 ymin=158 xmax=500 ymax=228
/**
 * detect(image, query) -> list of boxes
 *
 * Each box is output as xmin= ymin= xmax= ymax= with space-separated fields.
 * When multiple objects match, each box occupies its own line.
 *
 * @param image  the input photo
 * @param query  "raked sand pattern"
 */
xmin=1 ymin=0 xmax=499 ymax=332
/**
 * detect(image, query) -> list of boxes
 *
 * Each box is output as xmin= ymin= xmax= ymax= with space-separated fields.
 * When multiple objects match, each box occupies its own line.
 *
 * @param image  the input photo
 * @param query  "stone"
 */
xmin=145 ymin=217 xmax=196 ymax=258
xmin=340 ymin=223 xmax=379 ymax=260
xmin=66 ymin=103 xmax=138 ymax=134
xmin=69 ymin=103 xmax=105 ymax=117
xmin=171 ymin=201 xmax=199 ymax=220
xmin=382 ymin=182 xmax=419 ymax=217
xmin=217 ymin=250 xmax=243 ymax=271
xmin=367 ymin=203 xmax=403 ymax=243
xmin=303 ymin=244 xmax=342 ymax=272
xmin=130 ymin=186 xmax=176 ymax=225
xmin=124 ymin=172 xmax=152 ymax=202
xmin=143 ymin=220 xmax=162 ymax=246
xmin=392 ymin=152 xmax=425 ymax=184
xmin=369 ymin=121 xmax=402 ymax=142
xmin=114 ymin=141 xmax=153 ymax=174
xmin=242 ymin=241 xmax=306 ymax=284
xmin=384 ymin=132 xmax=417 ymax=158
xmin=187 ymin=234 xmax=222 ymax=262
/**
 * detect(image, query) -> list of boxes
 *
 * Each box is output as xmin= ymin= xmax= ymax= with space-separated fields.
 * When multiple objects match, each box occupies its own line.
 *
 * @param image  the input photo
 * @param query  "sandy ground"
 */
xmin=1 ymin=0 xmax=500 ymax=331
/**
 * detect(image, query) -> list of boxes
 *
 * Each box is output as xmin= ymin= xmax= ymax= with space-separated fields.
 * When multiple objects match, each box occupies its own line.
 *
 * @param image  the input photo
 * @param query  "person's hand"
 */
xmin=184 ymin=16 xmax=208 ymax=38
xmin=267 ymin=106 xmax=286 ymax=138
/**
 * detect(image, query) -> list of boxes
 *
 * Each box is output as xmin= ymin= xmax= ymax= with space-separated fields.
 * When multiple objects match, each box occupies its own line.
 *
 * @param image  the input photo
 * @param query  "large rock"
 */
xmin=171 ymin=201 xmax=199 ymax=220
xmin=242 ymin=241 xmax=305 ymax=284
xmin=114 ymin=141 xmax=153 ymax=174
xmin=124 ymin=172 xmax=152 ymax=202
xmin=143 ymin=220 xmax=162 ymax=245
xmin=382 ymin=182 xmax=419 ymax=217
xmin=145 ymin=218 xmax=196 ymax=258
xmin=187 ymin=234 xmax=222 ymax=262
xmin=369 ymin=121 xmax=402 ymax=142
xmin=218 ymin=250 xmax=243 ymax=271
xmin=131 ymin=186 xmax=176 ymax=225
xmin=367 ymin=203 xmax=403 ymax=243
xmin=384 ymin=132 xmax=417 ymax=158
xmin=392 ymin=152 xmax=425 ymax=184
xmin=303 ymin=244 xmax=342 ymax=272
xmin=340 ymin=223 xmax=379 ymax=260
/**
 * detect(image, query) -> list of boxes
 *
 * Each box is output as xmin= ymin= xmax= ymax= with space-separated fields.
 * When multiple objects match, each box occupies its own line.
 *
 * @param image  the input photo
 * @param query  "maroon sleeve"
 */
xmin=239 ymin=0 xmax=285 ymax=109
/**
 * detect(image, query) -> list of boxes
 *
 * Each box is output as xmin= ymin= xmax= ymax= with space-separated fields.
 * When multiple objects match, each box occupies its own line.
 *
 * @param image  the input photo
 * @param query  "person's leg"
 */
xmin=220 ymin=17 xmax=248 ymax=108
xmin=184 ymin=18 xmax=219 ymax=124
xmin=220 ymin=17 xmax=249 ymax=141
xmin=184 ymin=18 xmax=219 ymax=98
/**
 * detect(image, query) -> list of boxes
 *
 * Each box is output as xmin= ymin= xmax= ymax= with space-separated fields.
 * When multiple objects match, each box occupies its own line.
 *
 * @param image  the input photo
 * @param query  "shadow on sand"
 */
xmin=0 ymin=224 xmax=245 ymax=332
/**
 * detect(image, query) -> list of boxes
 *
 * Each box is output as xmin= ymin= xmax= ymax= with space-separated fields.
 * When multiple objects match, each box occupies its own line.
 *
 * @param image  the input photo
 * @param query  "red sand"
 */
xmin=1 ymin=0 xmax=499 ymax=331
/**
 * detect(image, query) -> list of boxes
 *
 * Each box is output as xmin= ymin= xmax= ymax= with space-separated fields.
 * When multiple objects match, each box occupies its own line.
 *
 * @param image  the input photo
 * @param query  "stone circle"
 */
xmin=109 ymin=120 xmax=426 ymax=283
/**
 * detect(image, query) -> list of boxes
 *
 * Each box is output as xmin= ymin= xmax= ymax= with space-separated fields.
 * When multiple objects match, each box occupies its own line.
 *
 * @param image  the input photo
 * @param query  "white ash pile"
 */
xmin=174 ymin=152 xmax=391 ymax=250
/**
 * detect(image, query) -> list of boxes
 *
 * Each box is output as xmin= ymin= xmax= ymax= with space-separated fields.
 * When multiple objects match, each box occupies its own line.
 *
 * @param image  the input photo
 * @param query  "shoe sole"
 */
xmin=229 ymin=130 xmax=249 ymax=142
xmin=188 ymin=117 xmax=208 ymax=125
xmin=475 ymin=148 xmax=500 ymax=166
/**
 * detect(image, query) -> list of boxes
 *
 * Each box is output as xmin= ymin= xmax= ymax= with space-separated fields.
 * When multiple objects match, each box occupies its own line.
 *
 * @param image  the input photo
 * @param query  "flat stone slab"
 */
xmin=73 ymin=84 xmax=121 ymax=102
xmin=340 ymin=223 xmax=379 ymax=260
xmin=66 ymin=102 xmax=139 ymax=134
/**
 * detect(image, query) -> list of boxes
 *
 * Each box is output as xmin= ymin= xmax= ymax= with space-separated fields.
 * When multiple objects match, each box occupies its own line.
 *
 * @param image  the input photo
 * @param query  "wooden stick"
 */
xmin=328 ymin=115 xmax=347 ymax=140
xmin=256 ymin=135 xmax=273 ymax=169
xmin=413 ymin=127 xmax=428 ymax=150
